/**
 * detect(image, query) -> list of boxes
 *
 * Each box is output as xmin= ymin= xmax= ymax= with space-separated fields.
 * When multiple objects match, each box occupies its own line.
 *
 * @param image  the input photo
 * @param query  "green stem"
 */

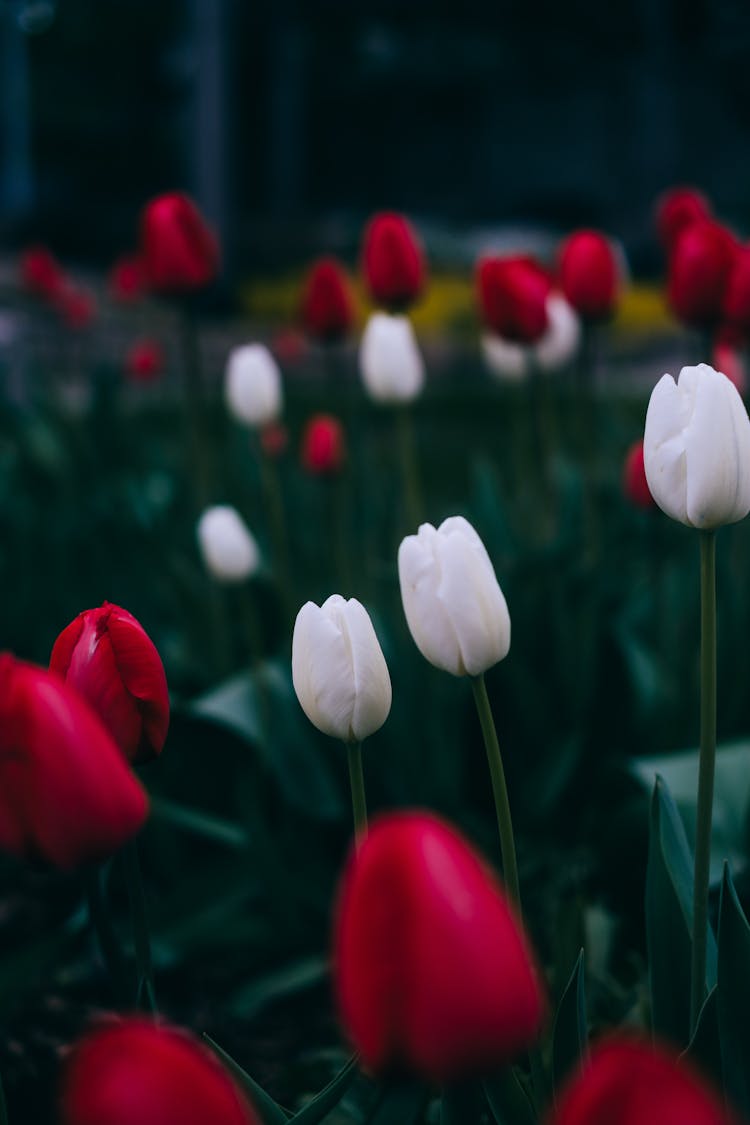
xmin=395 ymin=406 xmax=422 ymax=532
xmin=178 ymin=303 xmax=213 ymax=510
xmin=471 ymin=674 xmax=521 ymax=906
xmin=346 ymin=740 xmax=368 ymax=847
xmin=123 ymin=839 xmax=157 ymax=1014
xmin=691 ymin=529 xmax=717 ymax=1032
xmin=84 ymin=864 xmax=127 ymax=1001
xmin=257 ymin=439 xmax=295 ymax=628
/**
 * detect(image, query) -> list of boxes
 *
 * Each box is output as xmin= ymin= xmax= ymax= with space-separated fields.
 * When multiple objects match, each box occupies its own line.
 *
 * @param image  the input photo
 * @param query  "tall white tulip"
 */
xmin=398 ymin=516 xmax=510 ymax=677
xmin=197 ymin=506 xmax=260 ymax=583
xmin=359 ymin=312 xmax=424 ymax=403
xmin=292 ymin=595 xmax=392 ymax=743
xmin=225 ymin=343 xmax=282 ymax=427
xmin=644 ymin=363 xmax=750 ymax=529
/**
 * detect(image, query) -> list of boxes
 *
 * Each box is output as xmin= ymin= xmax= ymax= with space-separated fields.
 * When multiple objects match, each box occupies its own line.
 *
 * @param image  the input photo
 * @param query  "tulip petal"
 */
xmin=398 ymin=526 xmax=465 ymax=676
xmin=339 ymin=599 xmax=392 ymax=742
xmin=292 ymin=599 xmax=357 ymax=741
xmin=643 ymin=372 xmax=690 ymax=524
xmin=686 ymin=366 xmax=750 ymax=527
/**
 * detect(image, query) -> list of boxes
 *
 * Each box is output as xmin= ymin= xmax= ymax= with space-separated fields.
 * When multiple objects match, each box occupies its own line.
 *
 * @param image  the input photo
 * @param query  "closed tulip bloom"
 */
xmin=668 ymin=221 xmax=736 ymax=329
xmin=225 ymin=344 xmax=283 ymax=427
xmin=197 ymin=506 xmax=260 ymax=583
xmin=559 ymin=230 xmax=620 ymax=321
xmin=643 ymin=363 xmax=750 ymax=528
xmin=0 ymin=655 xmax=148 ymax=868
xmin=477 ymin=256 xmax=551 ymax=343
xmin=362 ymin=212 xmax=426 ymax=311
xmin=301 ymin=414 xmax=345 ymax=474
xmin=359 ymin=312 xmax=425 ymax=403
xmin=398 ymin=516 xmax=510 ymax=677
xmin=550 ymin=1036 xmax=730 ymax=1125
xmin=302 ymin=257 xmax=356 ymax=342
xmin=260 ymin=421 xmax=289 ymax=458
xmin=480 ymin=332 xmax=528 ymax=382
xmin=292 ymin=595 xmax=391 ymax=742
xmin=60 ymin=1018 xmax=258 ymax=1125
xmin=656 ymin=186 xmax=712 ymax=251
xmin=334 ymin=812 xmax=546 ymax=1082
xmin=108 ymin=253 xmax=147 ymax=303
xmin=50 ymin=603 xmax=170 ymax=766
xmin=140 ymin=192 xmax=219 ymax=295
xmin=20 ymin=245 xmax=64 ymax=300
xmin=125 ymin=339 xmax=165 ymax=383
xmin=622 ymin=440 xmax=655 ymax=509
xmin=482 ymin=294 xmax=580 ymax=380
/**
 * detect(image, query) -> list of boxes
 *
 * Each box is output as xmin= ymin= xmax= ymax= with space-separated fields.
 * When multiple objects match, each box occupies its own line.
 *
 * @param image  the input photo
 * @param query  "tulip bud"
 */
xmin=140 ymin=192 xmax=220 ymax=295
xmin=481 ymin=294 xmax=580 ymax=381
xmin=0 ymin=655 xmax=148 ymax=869
xmin=197 ymin=506 xmax=260 ymax=583
xmin=622 ymin=440 xmax=655 ymax=509
xmin=643 ymin=363 xmax=750 ymax=528
xmin=480 ymin=332 xmax=528 ymax=382
xmin=60 ymin=1017 xmax=259 ymax=1125
xmin=301 ymin=256 xmax=356 ymax=342
xmin=20 ymin=245 xmax=64 ymax=301
xmin=224 ymin=344 xmax=283 ymax=427
xmin=108 ymin=254 xmax=147 ymax=303
xmin=398 ymin=516 xmax=510 ymax=677
xmin=50 ymin=603 xmax=170 ymax=766
xmin=551 ymin=1036 xmax=729 ymax=1125
xmin=668 ymin=221 xmax=736 ymax=329
xmin=260 ymin=421 xmax=288 ymax=458
xmin=362 ymin=212 xmax=426 ymax=311
xmin=359 ymin=312 xmax=425 ymax=403
xmin=559 ymin=229 xmax=620 ymax=321
xmin=477 ymin=256 xmax=551 ymax=343
xmin=334 ymin=812 xmax=546 ymax=1081
xmin=292 ymin=595 xmax=391 ymax=742
xmin=125 ymin=339 xmax=165 ymax=383
xmin=656 ymin=186 xmax=712 ymax=251
xmin=301 ymin=414 xmax=345 ymax=474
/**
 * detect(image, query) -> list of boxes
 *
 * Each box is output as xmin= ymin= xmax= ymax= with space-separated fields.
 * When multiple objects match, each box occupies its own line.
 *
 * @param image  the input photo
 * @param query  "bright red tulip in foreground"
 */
xmin=140 ymin=192 xmax=220 ymax=295
xmin=50 ymin=603 xmax=169 ymax=765
xmin=477 ymin=256 xmax=551 ymax=343
xmin=362 ymin=212 xmax=426 ymax=311
xmin=302 ymin=256 xmax=356 ymax=342
xmin=0 ymin=655 xmax=148 ymax=868
xmin=559 ymin=230 xmax=620 ymax=321
xmin=334 ymin=811 xmax=546 ymax=1082
xmin=550 ymin=1036 xmax=732 ymax=1125
xmin=656 ymin=186 xmax=712 ymax=251
xmin=60 ymin=1018 xmax=258 ymax=1125
xmin=668 ymin=220 xmax=737 ymax=329
xmin=622 ymin=440 xmax=655 ymax=509
xmin=301 ymin=414 xmax=345 ymax=474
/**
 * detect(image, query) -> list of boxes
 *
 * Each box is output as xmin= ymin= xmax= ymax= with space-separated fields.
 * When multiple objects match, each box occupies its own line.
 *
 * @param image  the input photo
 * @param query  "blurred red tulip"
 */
xmin=334 ymin=812 xmax=546 ymax=1082
xmin=50 ymin=603 xmax=169 ymax=766
xmin=140 ymin=192 xmax=220 ymax=295
xmin=559 ymin=230 xmax=620 ymax=320
xmin=58 ymin=285 xmax=97 ymax=331
xmin=550 ymin=1036 xmax=731 ymax=1125
xmin=60 ymin=1017 xmax=258 ymax=1125
xmin=0 ymin=655 xmax=148 ymax=868
xmin=656 ymin=187 xmax=712 ymax=251
xmin=260 ymin=421 xmax=289 ymax=458
xmin=301 ymin=414 xmax=345 ymax=474
xmin=477 ymin=256 xmax=551 ymax=343
xmin=362 ymin=212 xmax=426 ymax=311
xmin=622 ymin=440 xmax=656 ymax=509
xmin=668 ymin=221 xmax=737 ymax=329
xmin=722 ymin=245 xmax=750 ymax=334
xmin=109 ymin=254 xmax=147 ymax=303
xmin=714 ymin=326 xmax=747 ymax=395
xmin=125 ymin=339 xmax=165 ymax=383
xmin=19 ymin=245 xmax=65 ymax=301
xmin=302 ymin=257 xmax=356 ymax=342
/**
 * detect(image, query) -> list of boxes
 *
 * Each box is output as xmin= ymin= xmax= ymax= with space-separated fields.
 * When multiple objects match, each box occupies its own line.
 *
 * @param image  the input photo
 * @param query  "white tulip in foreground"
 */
xmin=292 ymin=595 xmax=392 ymax=742
xmin=224 ymin=343 xmax=283 ymax=427
xmin=398 ymin=516 xmax=511 ymax=677
xmin=359 ymin=312 xmax=424 ymax=403
xmin=481 ymin=295 xmax=580 ymax=381
xmin=644 ymin=363 xmax=750 ymax=529
xmin=197 ymin=506 xmax=260 ymax=583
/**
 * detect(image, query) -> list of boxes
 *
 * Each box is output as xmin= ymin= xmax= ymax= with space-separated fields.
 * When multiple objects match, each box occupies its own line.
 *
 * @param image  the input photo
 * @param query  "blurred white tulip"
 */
xmin=225 ymin=344 xmax=282 ymax=427
xmin=359 ymin=312 xmax=424 ymax=403
xmin=197 ymin=506 xmax=260 ymax=582
xmin=481 ymin=294 xmax=580 ymax=381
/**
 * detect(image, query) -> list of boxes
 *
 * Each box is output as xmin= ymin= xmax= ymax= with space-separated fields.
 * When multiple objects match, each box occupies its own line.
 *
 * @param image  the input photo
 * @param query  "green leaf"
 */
xmin=150 ymin=796 xmax=249 ymax=849
xmin=552 ymin=949 xmax=587 ymax=1093
xmin=440 ymin=1081 xmax=487 ymax=1125
xmin=365 ymin=1080 xmax=428 ymax=1125
xmin=483 ymin=1068 xmax=536 ymax=1125
xmin=229 ymin=955 xmax=329 ymax=1020
xmin=717 ymin=864 xmax=750 ymax=1117
xmin=682 ymin=986 xmax=723 ymax=1094
xmin=290 ymin=1055 xmax=359 ymax=1125
xmin=203 ymin=1034 xmax=291 ymax=1124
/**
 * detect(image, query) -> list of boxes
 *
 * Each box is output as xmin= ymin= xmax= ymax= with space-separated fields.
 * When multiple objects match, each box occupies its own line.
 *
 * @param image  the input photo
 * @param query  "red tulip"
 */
xmin=125 ymin=339 xmax=165 ymax=383
xmin=57 ymin=285 xmax=97 ymax=331
xmin=668 ymin=221 xmax=737 ymax=329
xmin=140 ymin=192 xmax=220 ymax=295
xmin=477 ymin=256 xmax=551 ymax=343
xmin=622 ymin=440 xmax=656 ymax=509
xmin=656 ymin=187 xmax=712 ymax=251
xmin=722 ymin=245 xmax=750 ymax=334
xmin=362 ymin=212 xmax=426 ymax=311
xmin=301 ymin=414 xmax=345 ymax=474
xmin=109 ymin=254 xmax=147 ymax=303
xmin=260 ymin=421 xmax=289 ymax=458
xmin=60 ymin=1017 xmax=258 ymax=1125
xmin=334 ymin=812 xmax=546 ymax=1082
xmin=714 ymin=325 xmax=747 ymax=396
xmin=50 ymin=603 xmax=169 ymax=765
xmin=550 ymin=1036 xmax=731 ymax=1125
xmin=20 ymin=245 xmax=65 ymax=301
xmin=302 ymin=257 xmax=356 ymax=342
xmin=0 ymin=655 xmax=148 ymax=869
xmin=559 ymin=230 xmax=620 ymax=321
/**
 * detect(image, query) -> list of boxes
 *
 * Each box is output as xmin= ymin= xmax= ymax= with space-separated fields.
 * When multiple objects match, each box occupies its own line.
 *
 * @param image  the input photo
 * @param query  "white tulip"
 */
xmin=482 ymin=295 xmax=580 ymax=381
xmin=643 ymin=363 xmax=750 ymax=529
xmin=398 ymin=516 xmax=511 ymax=677
xmin=359 ymin=312 xmax=424 ymax=403
xmin=225 ymin=344 xmax=282 ymax=426
xmin=292 ymin=595 xmax=392 ymax=742
xmin=197 ymin=506 xmax=260 ymax=582
xmin=480 ymin=333 xmax=527 ymax=382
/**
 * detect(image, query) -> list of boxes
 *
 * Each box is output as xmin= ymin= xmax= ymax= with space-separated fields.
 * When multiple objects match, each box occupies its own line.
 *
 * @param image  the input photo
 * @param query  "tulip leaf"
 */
xmin=483 ymin=1068 xmax=536 ymax=1125
xmin=150 ymin=796 xmax=249 ymax=849
xmin=682 ymin=986 xmax=723 ymax=1094
xmin=229 ymin=955 xmax=329 ymax=1020
xmin=552 ymin=949 xmax=587 ymax=1094
xmin=203 ymin=1034 xmax=292 ymax=1123
xmin=717 ymin=864 xmax=750 ymax=1117
xmin=440 ymin=1081 xmax=488 ymax=1125
xmin=365 ymin=1080 xmax=429 ymax=1125
xmin=289 ymin=1055 xmax=359 ymax=1125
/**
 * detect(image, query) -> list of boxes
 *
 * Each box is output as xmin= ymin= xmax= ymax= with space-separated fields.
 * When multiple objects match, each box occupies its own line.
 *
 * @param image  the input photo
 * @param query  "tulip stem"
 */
xmin=346 ymin=740 xmax=368 ymax=847
xmin=256 ymin=437 xmax=295 ymax=628
xmin=691 ymin=529 xmax=717 ymax=1033
xmin=177 ymin=304 xmax=214 ymax=510
xmin=84 ymin=864 xmax=127 ymax=1001
xmin=396 ymin=406 xmax=422 ymax=531
xmin=123 ymin=839 xmax=157 ymax=1015
xmin=471 ymin=674 xmax=521 ymax=906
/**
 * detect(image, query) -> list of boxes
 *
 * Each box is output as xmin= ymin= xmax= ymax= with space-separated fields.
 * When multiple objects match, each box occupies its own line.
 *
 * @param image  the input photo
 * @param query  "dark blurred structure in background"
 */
xmin=2 ymin=0 xmax=750 ymax=276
